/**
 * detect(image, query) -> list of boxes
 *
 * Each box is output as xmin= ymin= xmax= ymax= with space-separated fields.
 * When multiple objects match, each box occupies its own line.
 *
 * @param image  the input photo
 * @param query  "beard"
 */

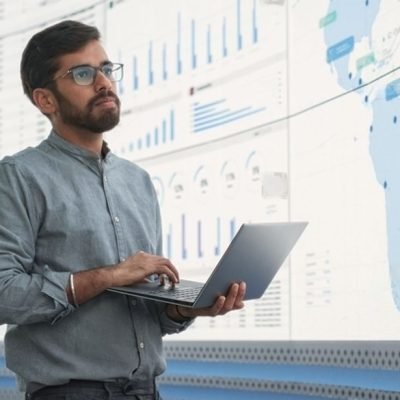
xmin=52 ymin=88 xmax=121 ymax=134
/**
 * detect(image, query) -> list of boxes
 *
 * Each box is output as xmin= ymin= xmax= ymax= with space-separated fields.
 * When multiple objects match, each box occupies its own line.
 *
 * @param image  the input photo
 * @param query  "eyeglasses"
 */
xmin=53 ymin=62 xmax=124 ymax=86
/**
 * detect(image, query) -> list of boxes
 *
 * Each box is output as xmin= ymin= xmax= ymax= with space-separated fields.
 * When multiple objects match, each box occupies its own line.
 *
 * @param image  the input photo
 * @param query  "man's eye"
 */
xmin=102 ymin=66 xmax=113 ymax=77
xmin=75 ymin=69 xmax=91 ymax=79
xmin=76 ymin=70 xmax=90 ymax=78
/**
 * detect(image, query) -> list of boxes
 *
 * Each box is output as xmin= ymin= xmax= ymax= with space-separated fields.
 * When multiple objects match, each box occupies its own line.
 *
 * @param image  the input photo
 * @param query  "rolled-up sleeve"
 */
xmin=0 ymin=159 xmax=73 ymax=326
xmin=146 ymin=298 xmax=194 ymax=335
xmin=159 ymin=307 xmax=195 ymax=335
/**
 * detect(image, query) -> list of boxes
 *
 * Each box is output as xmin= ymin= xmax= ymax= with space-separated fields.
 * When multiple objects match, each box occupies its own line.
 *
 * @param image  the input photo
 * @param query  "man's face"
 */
xmin=51 ymin=82 xmax=121 ymax=134
xmin=50 ymin=40 xmax=121 ymax=134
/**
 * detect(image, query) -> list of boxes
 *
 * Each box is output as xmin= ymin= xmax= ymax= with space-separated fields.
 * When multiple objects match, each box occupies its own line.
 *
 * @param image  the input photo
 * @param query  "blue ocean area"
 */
xmin=323 ymin=0 xmax=400 ymax=309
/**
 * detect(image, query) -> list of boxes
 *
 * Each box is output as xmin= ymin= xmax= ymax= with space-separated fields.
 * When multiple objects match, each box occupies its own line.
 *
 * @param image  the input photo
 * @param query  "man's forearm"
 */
xmin=67 ymin=266 xmax=114 ymax=307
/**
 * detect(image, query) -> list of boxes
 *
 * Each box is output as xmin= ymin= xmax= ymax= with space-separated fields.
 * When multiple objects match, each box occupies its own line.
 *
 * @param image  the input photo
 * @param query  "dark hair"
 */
xmin=20 ymin=20 xmax=100 ymax=103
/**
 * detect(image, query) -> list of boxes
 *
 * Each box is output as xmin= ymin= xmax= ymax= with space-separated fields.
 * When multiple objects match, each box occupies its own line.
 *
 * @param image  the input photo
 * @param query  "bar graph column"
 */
xmin=177 ymin=12 xmax=182 ymax=75
xmin=162 ymin=43 xmax=167 ymax=81
xmin=170 ymin=109 xmax=175 ymax=141
xmin=214 ymin=217 xmax=221 ymax=256
xmin=154 ymin=127 xmax=159 ymax=146
xmin=162 ymin=118 xmax=167 ymax=143
xmin=146 ymin=132 xmax=151 ymax=148
xmin=166 ymin=224 xmax=173 ymax=258
xmin=222 ymin=16 xmax=228 ymax=58
xmin=197 ymin=220 xmax=203 ymax=258
xmin=253 ymin=0 xmax=258 ymax=44
xmin=148 ymin=41 xmax=154 ymax=86
xmin=207 ymin=24 xmax=212 ymax=64
xmin=133 ymin=55 xmax=139 ymax=90
xmin=237 ymin=0 xmax=243 ymax=51
xmin=181 ymin=214 xmax=187 ymax=259
xmin=117 ymin=51 xmax=124 ymax=95
xmin=191 ymin=18 xmax=197 ymax=69
xmin=230 ymin=218 xmax=237 ymax=240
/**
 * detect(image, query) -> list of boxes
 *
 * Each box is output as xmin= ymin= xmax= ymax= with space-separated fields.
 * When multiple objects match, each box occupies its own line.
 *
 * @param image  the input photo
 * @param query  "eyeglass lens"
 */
xmin=71 ymin=64 xmax=123 ymax=85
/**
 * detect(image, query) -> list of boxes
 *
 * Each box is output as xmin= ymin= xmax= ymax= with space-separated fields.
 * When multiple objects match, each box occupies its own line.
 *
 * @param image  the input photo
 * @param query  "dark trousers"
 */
xmin=25 ymin=379 xmax=163 ymax=400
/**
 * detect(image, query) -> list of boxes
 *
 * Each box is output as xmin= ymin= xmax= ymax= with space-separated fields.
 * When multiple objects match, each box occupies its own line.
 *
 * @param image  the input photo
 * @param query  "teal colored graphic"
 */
xmin=323 ymin=1 xmax=400 ymax=309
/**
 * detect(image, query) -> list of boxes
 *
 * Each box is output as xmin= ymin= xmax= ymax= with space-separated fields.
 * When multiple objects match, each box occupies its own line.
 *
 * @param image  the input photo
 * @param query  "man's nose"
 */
xmin=94 ymin=70 xmax=114 ymax=92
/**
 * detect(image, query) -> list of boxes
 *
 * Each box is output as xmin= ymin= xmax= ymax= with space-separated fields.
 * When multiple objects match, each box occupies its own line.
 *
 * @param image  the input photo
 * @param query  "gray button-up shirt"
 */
xmin=0 ymin=132 xmax=190 ymax=390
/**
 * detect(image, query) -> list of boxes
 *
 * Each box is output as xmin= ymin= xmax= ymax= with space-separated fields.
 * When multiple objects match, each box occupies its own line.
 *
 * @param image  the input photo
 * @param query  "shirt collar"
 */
xmin=47 ymin=130 xmax=112 ymax=161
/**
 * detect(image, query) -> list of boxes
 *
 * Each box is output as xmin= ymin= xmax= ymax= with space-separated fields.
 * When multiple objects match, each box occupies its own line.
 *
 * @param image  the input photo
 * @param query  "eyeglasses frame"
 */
xmin=52 ymin=62 xmax=124 ymax=86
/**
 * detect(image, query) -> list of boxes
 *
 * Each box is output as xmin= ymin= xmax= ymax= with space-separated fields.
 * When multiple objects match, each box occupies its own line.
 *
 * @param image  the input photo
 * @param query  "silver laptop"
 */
xmin=108 ymin=221 xmax=307 ymax=308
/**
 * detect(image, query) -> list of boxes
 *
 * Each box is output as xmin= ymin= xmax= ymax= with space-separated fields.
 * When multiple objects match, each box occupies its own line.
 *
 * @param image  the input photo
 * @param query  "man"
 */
xmin=0 ymin=20 xmax=246 ymax=400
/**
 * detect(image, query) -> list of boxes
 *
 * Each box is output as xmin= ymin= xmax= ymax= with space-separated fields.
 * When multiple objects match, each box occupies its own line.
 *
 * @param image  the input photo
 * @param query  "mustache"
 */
xmin=88 ymin=90 xmax=120 ymax=109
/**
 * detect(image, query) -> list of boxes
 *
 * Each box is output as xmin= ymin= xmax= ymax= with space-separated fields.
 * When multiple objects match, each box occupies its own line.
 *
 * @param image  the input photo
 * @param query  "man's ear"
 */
xmin=32 ymin=88 xmax=57 ymax=115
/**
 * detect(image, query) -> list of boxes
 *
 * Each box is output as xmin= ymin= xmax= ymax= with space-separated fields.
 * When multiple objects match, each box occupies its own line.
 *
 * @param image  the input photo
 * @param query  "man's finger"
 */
xmin=222 ymin=283 xmax=240 ymax=311
xmin=234 ymin=282 xmax=246 ymax=308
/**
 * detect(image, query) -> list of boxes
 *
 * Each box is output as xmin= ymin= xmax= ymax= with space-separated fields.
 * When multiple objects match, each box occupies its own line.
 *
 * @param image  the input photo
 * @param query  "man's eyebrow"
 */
xmin=68 ymin=60 xmax=113 ymax=69
xmin=100 ymin=60 xmax=113 ymax=66
xmin=68 ymin=63 xmax=90 ymax=69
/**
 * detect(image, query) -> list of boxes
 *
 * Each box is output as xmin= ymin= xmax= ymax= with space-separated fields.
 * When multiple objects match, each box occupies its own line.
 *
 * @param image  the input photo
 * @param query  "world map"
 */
xmin=323 ymin=0 xmax=400 ymax=310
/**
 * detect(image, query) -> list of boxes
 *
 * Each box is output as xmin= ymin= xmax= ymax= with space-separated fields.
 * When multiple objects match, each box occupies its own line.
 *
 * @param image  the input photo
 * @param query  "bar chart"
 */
xmin=112 ymin=0 xmax=264 ymax=90
xmin=105 ymin=0 xmax=286 ymax=160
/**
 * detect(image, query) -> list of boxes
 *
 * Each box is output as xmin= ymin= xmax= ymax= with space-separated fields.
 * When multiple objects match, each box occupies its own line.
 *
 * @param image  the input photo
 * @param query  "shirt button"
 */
xmin=114 ymin=216 xmax=120 ymax=223
xmin=104 ymin=176 xmax=108 ymax=182
xmin=139 ymin=342 xmax=145 ymax=349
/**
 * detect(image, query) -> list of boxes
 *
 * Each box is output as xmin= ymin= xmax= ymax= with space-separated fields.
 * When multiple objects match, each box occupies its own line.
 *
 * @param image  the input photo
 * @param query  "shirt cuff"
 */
xmin=160 ymin=306 xmax=195 ymax=334
xmin=41 ymin=265 xmax=74 ymax=324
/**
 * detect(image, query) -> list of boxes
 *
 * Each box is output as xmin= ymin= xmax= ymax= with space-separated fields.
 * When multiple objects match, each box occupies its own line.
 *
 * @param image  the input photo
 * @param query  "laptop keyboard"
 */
xmin=148 ymin=286 xmax=203 ymax=301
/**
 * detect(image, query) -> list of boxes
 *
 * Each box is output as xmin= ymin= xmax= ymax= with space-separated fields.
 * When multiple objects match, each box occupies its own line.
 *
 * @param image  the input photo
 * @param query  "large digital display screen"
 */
xmin=0 ymin=0 xmax=398 ymax=341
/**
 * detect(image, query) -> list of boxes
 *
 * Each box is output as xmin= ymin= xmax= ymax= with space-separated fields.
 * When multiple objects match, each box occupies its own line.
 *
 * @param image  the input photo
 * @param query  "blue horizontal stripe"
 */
xmin=193 ymin=109 xmax=230 ymax=123
xmin=192 ymin=99 xmax=226 ymax=111
xmin=194 ymin=108 xmax=265 ymax=133
xmin=160 ymin=384 xmax=336 ymax=400
xmin=194 ymin=107 xmax=252 ymax=128
xmin=193 ymin=107 xmax=218 ymax=117
xmin=165 ymin=360 xmax=400 ymax=392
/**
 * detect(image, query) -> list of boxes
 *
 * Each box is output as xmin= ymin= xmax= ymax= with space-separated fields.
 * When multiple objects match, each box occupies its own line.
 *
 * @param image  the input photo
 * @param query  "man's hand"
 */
xmin=167 ymin=281 xmax=246 ymax=321
xmin=111 ymin=251 xmax=180 ymax=287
